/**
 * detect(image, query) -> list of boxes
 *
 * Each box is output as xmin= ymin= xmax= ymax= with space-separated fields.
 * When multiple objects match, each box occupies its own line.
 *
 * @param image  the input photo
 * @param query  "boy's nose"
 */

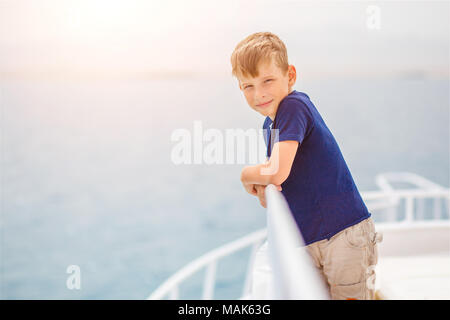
xmin=254 ymin=89 xmax=266 ymax=101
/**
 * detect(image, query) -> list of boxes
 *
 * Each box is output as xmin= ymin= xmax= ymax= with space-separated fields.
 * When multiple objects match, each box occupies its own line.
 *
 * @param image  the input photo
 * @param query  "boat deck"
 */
xmin=377 ymin=254 xmax=450 ymax=299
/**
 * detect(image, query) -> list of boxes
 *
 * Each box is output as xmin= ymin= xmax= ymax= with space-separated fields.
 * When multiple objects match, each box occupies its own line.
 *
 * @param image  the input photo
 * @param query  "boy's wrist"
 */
xmin=240 ymin=166 xmax=250 ymax=184
xmin=241 ymin=164 xmax=270 ymax=186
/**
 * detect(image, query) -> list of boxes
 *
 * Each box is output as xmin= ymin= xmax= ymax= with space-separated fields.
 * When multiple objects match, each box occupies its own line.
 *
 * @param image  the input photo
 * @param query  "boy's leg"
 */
xmin=305 ymin=240 xmax=331 ymax=296
xmin=320 ymin=218 xmax=381 ymax=300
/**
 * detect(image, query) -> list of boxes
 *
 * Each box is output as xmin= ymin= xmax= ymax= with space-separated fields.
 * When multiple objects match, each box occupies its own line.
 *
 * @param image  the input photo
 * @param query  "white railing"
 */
xmin=264 ymin=184 xmax=329 ymax=299
xmin=147 ymin=172 xmax=450 ymax=300
xmin=147 ymin=229 xmax=267 ymax=300
xmin=366 ymin=172 xmax=449 ymax=223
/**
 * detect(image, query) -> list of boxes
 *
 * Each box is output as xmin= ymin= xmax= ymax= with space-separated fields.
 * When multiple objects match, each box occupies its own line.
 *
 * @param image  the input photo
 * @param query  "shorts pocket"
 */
xmin=344 ymin=219 xmax=371 ymax=249
xmin=330 ymin=281 xmax=370 ymax=300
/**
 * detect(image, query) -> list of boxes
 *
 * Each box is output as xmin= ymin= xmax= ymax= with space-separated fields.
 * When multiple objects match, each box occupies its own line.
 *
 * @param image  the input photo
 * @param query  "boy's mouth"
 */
xmin=256 ymin=99 xmax=273 ymax=108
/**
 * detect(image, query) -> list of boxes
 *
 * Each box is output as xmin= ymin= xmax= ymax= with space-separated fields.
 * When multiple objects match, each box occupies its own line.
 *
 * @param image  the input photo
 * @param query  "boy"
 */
xmin=230 ymin=32 xmax=382 ymax=300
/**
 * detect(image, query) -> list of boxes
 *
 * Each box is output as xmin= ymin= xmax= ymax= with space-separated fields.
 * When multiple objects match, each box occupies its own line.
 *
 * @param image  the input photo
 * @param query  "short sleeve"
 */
xmin=262 ymin=117 xmax=272 ymax=148
xmin=273 ymin=98 xmax=313 ymax=145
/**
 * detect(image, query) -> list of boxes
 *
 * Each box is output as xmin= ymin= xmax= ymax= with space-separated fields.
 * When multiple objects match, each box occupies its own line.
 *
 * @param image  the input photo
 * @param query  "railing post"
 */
xmin=202 ymin=261 xmax=217 ymax=300
xmin=241 ymin=241 xmax=263 ymax=298
xmin=404 ymin=196 xmax=414 ymax=223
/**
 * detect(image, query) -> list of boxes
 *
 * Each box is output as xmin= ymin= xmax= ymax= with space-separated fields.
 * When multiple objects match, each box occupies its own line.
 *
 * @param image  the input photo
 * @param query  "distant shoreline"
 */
xmin=0 ymin=69 xmax=448 ymax=82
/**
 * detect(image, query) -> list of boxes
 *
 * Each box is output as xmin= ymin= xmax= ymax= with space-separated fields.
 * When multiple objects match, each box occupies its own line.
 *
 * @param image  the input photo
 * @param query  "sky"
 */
xmin=0 ymin=0 xmax=448 ymax=79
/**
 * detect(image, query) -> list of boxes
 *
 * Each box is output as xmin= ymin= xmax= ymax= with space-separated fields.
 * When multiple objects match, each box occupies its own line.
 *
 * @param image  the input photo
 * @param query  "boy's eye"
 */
xmin=264 ymin=79 xmax=273 ymax=83
xmin=244 ymin=85 xmax=253 ymax=89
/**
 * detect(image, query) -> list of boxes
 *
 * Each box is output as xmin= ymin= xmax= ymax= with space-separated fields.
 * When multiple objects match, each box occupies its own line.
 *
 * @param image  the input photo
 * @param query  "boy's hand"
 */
xmin=241 ymin=166 xmax=283 ymax=198
xmin=242 ymin=182 xmax=258 ymax=196
xmin=255 ymin=185 xmax=267 ymax=208
xmin=254 ymin=184 xmax=283 ymax=208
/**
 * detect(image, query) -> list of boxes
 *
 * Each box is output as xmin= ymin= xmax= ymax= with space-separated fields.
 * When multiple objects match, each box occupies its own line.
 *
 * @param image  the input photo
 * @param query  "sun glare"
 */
xmin=64 ymin=0 xmax=139 ymax=35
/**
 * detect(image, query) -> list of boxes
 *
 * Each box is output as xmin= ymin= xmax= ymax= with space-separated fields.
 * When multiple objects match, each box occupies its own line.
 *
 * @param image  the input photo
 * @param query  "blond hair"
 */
xmin=230 ymin=32 xmax=289 ymax=79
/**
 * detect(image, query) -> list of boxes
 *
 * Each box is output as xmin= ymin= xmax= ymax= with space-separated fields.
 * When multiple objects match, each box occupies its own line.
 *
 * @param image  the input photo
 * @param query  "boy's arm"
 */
xmin=240 ymin=140 xmax=299 ymax=187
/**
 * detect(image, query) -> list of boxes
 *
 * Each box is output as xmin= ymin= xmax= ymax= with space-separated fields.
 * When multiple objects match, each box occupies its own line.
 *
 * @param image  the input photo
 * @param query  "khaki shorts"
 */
xmin=306 ymin=217 xmax=383 ymax=300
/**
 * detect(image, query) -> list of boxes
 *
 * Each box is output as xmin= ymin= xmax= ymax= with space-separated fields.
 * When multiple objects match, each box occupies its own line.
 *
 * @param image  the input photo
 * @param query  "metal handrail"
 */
xmin=265 ymin=184 xmax=329 ymax=299
xmin=147 ymin=172 xmax=450 ymax=300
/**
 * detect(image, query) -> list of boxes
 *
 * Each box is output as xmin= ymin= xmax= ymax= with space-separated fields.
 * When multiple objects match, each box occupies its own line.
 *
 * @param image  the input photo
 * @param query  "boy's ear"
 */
xmin=288 ymin=65 xmax=297 ymax=86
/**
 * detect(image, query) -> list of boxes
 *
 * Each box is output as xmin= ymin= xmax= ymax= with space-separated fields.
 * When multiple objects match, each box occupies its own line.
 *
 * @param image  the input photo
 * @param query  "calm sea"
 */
xmin=1 ymin=76 xmax=449 ymax=299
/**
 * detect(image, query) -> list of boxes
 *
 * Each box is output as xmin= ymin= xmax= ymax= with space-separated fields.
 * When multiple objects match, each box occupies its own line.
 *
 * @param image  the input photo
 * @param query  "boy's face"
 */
xmin=238 ymin=59 xmax=296 ymax=120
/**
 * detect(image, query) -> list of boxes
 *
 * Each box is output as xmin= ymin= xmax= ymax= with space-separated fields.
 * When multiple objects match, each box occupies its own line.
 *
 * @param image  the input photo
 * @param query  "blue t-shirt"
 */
xmin=263 ymin=90 xmax=370 ymax=245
